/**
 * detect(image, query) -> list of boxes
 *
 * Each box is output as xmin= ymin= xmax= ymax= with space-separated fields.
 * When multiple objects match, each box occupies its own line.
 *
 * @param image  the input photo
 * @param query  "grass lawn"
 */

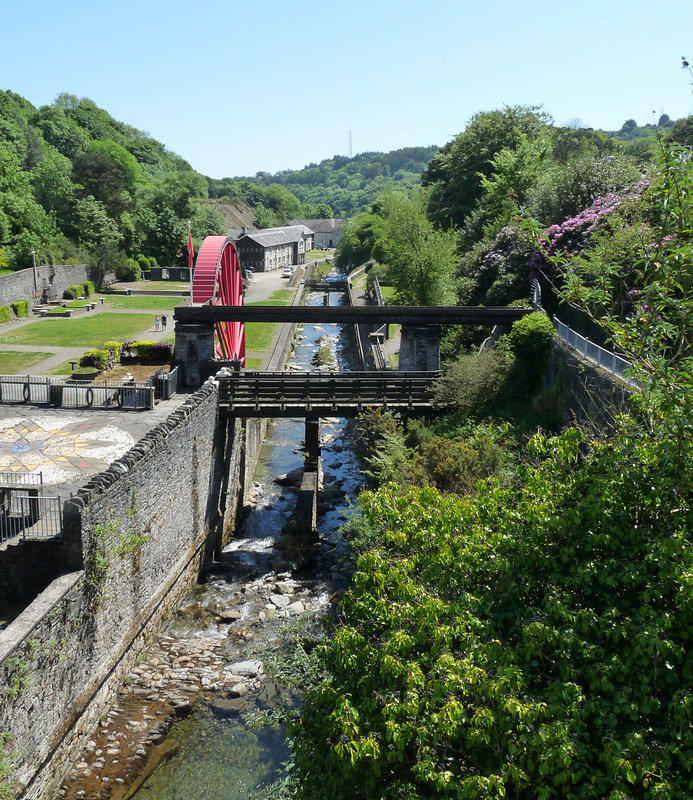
xmin=246 ymin=291 xmax=296 ymax=309
xmin=245 ymin=322 xmax=277 ymax=352
xmin=380 ymin=284 xmax=396 ymax=301
xmin=104 ymin=296 xmax=183 ymax=311
xmin=244 ymin=357 xmax=262 ymax=370
xmin=311 ymin=261 xmax=335 ymax=280
xmin=0 ymin=313 xmax=153 ymax=347
xmin=111 ymin=281 xmax=189 ymax=292
xmin=0 ymin=351 xmax=54 ymax=374
xmin=63 ymin=299 xmax=92 ymax=308
xmin=42 ymin=360 xmax=73 ymax=376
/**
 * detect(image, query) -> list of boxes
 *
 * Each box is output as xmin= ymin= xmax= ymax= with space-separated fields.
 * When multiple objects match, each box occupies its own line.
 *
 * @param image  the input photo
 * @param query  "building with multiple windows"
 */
xmin=231 ymin=225 xmax=314 ymax=272
xmin=288 ymin=218 xmax=342 ymax=249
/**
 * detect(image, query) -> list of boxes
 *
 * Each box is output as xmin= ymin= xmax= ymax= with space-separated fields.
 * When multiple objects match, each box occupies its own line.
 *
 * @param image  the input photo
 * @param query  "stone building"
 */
xmin=288 ymin=218 xmax=342 ymax=249
xmin=230 ymin=225 xmax=314 ymax=272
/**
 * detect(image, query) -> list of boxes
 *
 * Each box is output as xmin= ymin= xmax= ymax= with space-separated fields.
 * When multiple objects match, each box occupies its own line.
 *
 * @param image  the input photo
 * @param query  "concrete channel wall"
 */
xmin=0 ymin=383 xmax=265 ymax=799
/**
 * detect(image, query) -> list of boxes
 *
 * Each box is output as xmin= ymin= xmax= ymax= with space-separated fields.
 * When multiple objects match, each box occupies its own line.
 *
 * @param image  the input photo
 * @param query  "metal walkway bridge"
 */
xmin=175 ymin=304 xmax=533 ymax=326
xmin=216 ymin=370 xmax=440 ymax=418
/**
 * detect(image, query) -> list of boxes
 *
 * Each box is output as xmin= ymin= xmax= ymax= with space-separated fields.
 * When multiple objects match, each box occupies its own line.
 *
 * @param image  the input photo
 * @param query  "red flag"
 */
xmin=188 ymin=229 xmax=194 ymax=272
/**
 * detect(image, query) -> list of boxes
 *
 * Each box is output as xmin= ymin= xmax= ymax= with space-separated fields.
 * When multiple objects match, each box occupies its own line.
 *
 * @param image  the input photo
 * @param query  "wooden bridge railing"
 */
xmin=216 ymin=370 xmax=441 ymax=417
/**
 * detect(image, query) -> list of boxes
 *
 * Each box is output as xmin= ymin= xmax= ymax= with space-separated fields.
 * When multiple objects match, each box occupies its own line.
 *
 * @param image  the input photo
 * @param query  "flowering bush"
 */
xmin=529 ymin=182 xmax=649 ymax=283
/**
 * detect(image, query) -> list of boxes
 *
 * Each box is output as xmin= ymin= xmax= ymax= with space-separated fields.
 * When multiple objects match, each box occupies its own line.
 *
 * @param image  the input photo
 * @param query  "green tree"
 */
xmin=30 ymin=145 xmax=75 ymax=218
xmin=423 ymin=105 xmax=550 ymax=228
xmin=193 ymin=202 xmax=226 ymax=238
xmin=374 ymin=190 xmax=457 ymax=305
xmin=335 ymin=212 xmax=386 ymax=271
xmin=528 ymin=151 xmax=642 ymax=226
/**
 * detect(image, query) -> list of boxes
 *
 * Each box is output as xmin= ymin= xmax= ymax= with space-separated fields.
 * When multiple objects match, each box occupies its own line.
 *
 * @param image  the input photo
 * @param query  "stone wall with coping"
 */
xmin=0 ymin=265 xmax=95 ymax=310
xmin=546 ymin=337 xmax=633 ymax=430
xmin=0 ymin=381 xmax=256 ymax=799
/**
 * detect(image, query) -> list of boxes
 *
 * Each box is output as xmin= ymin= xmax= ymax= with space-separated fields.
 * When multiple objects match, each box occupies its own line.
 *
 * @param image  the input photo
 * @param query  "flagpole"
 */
xmin=188 ymin=222 xmax=193 ymax=304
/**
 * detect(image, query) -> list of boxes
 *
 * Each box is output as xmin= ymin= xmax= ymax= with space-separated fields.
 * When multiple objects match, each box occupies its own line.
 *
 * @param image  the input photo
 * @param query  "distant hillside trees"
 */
xmin=0 ymin=90 xmax=224 ymax=272
xmin=224 ymin=146 xmax=438 ymax=219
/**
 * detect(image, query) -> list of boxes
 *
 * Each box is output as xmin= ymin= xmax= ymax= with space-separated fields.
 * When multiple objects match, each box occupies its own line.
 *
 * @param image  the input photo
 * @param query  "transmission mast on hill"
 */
xmin=348 ymin=129 xmax=352 ymax=159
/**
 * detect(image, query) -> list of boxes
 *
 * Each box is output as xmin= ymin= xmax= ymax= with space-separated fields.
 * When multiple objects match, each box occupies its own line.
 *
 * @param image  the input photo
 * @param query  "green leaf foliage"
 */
xmin=294 ymin=417 xmax=693 ymax=799
xmin=9 ymin=300 xmax=28 ymax=318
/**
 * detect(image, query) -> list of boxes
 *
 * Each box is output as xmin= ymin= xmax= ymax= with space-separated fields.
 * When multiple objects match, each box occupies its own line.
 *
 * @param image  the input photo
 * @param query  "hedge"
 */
xmin=79 ymin=349 xmax=110 ymax=371
xmin=120 ymin=340 xmax=174 ymax=364
xmin=10 ymin=300 xmax=28 ymax=318
xmin=102 ymin=341 xmax=123 ymax=363
xmin=82 ymin=281 xmax=96 ymax=297
xmin=0 ymin=306 xmax=10 ymax=325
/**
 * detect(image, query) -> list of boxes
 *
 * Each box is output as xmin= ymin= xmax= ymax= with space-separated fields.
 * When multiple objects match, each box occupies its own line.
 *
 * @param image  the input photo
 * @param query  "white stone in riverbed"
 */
xmin=270 ymin=594 xmax=290 ymax=607
xmin=275 ymin=581 xmax=297 ymax=595
xmin=226 ymin=659 xmax=262 ymax=677
xmin=286 ymin=601 xmax=305 ymax=616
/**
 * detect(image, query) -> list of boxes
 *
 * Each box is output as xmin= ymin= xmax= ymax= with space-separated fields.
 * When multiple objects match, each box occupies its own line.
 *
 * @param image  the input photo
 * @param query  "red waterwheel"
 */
xmin=191 ymin=235 xmax=245 ymax=363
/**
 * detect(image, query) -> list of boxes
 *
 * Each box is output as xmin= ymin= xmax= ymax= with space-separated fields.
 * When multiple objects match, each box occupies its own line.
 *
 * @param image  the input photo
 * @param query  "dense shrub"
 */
xmin=82 ymin=281 xmax=95 ymax=296
xmin=0 ymin=306 xmax=10 ymax=324
xmin=119 ymin=340 xmax=173 ymax=364
xmin=10 ymin=300 xmax=28 ymax=318
xmin=147 ymin=256 xmax=157 ymax=269
xmin=117 ymin=259 xmax=141 ymax=282
xmin=434 ymin=349 xmax=513 ymax=416
xmin=69 ymin=283 xmax=84 ymax=298
xmin=62 ymin=288 xmax=75 ymax=300
xmin=294 ymin=417 xmax=693 ymax=799
xmin=79 ymin=349 xmax=109 ymax=370
xmin=505 ymin=311 xmax=555 ymax=377
xmin=101 ymin=340 xmax=122 ymax=363
xmin=136 ymin=254 xmax=149 ymax=272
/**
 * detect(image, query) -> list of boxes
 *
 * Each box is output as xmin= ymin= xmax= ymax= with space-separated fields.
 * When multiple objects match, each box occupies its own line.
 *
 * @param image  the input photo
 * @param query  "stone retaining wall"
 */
xmin=0 ymin=381 xmax=258 ymax=799
xmin=0 ymin=265 xmax=95 ymax=310
xmin=546 ymin=337 xmax=633 ymax=430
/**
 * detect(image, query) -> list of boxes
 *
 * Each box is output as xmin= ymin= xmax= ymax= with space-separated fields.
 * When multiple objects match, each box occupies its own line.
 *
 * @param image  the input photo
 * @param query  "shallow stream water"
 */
xmin=129 ymin=289 xmax=362 ymax=798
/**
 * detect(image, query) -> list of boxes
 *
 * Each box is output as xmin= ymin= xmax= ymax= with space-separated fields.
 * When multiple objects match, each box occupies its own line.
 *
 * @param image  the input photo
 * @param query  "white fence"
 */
xmin=554 ymin=317 xmax=636 ymax=386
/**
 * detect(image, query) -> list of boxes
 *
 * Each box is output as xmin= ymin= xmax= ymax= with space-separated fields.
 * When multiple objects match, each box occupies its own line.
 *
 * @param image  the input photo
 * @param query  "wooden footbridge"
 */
xmin=216 ymin=370 xmax=440 ymax=418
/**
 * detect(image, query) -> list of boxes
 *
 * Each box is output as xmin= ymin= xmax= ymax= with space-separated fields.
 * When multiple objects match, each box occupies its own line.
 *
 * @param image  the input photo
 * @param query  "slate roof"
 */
xmin=235 ymin=225 xmax=314 ymax=248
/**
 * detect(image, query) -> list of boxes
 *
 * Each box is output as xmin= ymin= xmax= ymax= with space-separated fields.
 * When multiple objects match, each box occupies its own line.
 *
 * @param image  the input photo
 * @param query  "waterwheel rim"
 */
xmin=191 ymin=235 xmax=246 ymax=363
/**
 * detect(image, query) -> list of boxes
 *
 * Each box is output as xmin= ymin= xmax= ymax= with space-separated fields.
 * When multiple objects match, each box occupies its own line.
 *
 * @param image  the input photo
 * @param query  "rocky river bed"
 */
xmin=57 ymin=556 xmax=349 ymax=800
xmin=59 ymin=304 xmax=363 ymax=799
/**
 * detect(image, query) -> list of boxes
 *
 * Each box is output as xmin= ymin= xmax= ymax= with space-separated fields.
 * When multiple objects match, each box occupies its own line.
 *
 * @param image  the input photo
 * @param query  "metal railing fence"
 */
xmin=0 ymin=495 xmax=62 ymax=543
xmin=152 ymin=366 xmax=179 ymax=401
xmin=554 ymin=317 xmax=637 ymax=386
xmin=0 ymin=375 xmax=157 ymax=409
xmin=372 ymin=276 xmax=385 ymax=307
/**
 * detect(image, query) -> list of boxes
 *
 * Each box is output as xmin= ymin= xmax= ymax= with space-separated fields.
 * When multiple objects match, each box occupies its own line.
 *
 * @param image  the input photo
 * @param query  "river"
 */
xmin=59 ymin=287 xmax=362 ymax=799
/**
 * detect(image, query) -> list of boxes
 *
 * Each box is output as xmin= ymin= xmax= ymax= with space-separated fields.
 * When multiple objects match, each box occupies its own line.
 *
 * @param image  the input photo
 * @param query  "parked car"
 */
xmin=282 ymin=267 xmax=293 ymax=278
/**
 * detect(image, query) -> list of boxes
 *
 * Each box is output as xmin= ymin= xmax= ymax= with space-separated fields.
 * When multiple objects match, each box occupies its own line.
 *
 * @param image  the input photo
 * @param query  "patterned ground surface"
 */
xmin=0 ymin=414 xmax=135 ymax=485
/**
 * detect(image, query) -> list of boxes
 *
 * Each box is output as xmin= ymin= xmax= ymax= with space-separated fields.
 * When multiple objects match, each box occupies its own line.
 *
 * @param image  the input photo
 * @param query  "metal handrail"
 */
xmin=554 ymin=317 xmax=637 ymax=386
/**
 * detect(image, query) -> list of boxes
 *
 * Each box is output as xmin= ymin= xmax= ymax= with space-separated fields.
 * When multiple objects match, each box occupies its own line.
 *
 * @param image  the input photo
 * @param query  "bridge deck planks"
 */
xmin=216 ymin=370 xmax=442 ymax=418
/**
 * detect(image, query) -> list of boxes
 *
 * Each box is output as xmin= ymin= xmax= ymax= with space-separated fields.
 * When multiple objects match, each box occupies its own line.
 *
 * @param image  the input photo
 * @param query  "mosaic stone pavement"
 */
xmin=0 ymin=414 xmax=135 ymax=485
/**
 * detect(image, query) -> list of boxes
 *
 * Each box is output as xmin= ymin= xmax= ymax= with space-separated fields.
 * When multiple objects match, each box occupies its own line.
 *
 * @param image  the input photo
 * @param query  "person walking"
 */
xmin=154 ymin=316 xmax=160 ymax=331
xmin=161 ymin=314 xmax=167 ymax=331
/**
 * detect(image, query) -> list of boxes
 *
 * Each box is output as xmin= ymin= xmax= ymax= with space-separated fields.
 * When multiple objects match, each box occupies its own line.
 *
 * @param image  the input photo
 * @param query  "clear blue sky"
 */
xmin=3 ymin=0 xmax=692 ymax=179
